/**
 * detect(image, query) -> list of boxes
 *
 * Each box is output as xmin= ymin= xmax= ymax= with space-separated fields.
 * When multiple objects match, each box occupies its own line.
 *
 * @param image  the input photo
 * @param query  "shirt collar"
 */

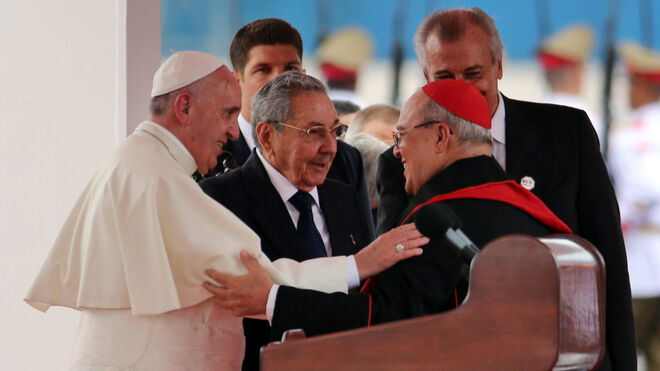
xmin=135 ymin=120 xmax=197 ymax=175
xmin=255 ymin=149 xmax=320 ymax=206
xmin=491 ymin=91 xmax=506 ymax=144
xmin=238 ymin=113 xmax=256 ymax=150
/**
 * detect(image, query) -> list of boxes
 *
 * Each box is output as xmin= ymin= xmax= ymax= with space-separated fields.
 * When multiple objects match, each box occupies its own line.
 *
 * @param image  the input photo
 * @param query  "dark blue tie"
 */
xmin=289 ymin=191 xmax=327 ymax=258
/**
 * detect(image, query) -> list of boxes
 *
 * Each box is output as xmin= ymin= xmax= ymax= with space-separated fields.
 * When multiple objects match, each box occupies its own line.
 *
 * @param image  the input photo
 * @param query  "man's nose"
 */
xmin=321 ymin=132 xmax=337 ymax=155
xmin=393 ymin=145 xmax=402 ymax=158
xmin=228 ymin=118 xmax=240 ymax=140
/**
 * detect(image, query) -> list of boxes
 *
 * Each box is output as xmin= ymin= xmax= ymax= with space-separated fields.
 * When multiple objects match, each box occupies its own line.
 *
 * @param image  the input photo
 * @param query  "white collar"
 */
xmin=135 ymin=120 xmax=197 ymax=175
xmin=255 ymin=149 xmax=320 ymax=206
xmin=238 ymin=113 xmax=256 ymax=150
xmin=491 ymin=92 xmax=506 ymax=144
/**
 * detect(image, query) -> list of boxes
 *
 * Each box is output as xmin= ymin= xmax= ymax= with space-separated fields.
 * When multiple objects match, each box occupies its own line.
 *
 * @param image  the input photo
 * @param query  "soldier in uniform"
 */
xmin=537 ymin=24 xmax=603 ymax=142
xmin=317 ymin=27 xmax=373 ymax=108
xmin=609 ymin=41 xmax=660 ymax=371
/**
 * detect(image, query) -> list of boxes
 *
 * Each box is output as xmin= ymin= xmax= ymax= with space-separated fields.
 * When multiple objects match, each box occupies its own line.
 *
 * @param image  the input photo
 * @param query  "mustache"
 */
xmin=310 ymin=154 xmax=334 ymax=163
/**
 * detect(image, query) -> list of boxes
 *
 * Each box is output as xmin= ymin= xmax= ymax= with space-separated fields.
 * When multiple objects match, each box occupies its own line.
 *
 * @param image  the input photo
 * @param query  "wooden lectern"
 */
xmin=260 ymin=235 xmax=605 ymax=371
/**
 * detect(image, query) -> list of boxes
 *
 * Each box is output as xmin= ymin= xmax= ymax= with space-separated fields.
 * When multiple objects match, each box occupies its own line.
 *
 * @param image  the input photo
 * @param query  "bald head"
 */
xmin=394 ymin=80 xmax=493 ymax=194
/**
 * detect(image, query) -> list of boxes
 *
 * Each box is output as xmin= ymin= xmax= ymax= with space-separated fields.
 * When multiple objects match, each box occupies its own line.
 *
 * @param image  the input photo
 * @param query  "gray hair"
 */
xmin=149 ymin=93 xmax=172 ymax=116
xmin=344 ymin=133 xmax=389 ymax=206
xmin=149 ymin=74 xmax=216 ymax=116
xmin=346 ymin=104 xmax=400 ymax=138
xmin=423 ymin=96 xmax=492 ymax=145
xmin=250 ymin=71 xmax=328 ymax=149
xmin=414 ymin=7 xmax=503 ymax=71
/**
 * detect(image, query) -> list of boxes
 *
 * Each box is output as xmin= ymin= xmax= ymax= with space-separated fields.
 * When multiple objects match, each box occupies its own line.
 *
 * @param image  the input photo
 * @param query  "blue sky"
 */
xmin=162 ymin=0 xmax=660 ymax=62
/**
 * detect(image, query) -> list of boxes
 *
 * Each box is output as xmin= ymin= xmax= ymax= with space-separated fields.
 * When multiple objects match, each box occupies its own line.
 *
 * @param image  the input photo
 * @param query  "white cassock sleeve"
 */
xmin=25 ymin=131 xmax=348 ymax=315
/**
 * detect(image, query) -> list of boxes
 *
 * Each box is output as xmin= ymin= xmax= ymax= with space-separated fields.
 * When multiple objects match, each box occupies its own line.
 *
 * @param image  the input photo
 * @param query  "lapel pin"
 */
xmin=520 ymin=176 xmax=535 ymax=191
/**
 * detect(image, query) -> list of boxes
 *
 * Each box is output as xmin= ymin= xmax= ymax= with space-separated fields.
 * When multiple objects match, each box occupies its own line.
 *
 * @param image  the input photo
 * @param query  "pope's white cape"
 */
xmin=25 ymin=121 xmax=348 ymax=315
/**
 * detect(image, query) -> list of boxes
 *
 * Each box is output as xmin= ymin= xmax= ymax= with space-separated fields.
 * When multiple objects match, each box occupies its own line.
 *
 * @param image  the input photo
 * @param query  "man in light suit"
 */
xmin=375 ymin=7 xmax=635 ymax=370
xmin=201 ymin=72 xmax=415 ymax=370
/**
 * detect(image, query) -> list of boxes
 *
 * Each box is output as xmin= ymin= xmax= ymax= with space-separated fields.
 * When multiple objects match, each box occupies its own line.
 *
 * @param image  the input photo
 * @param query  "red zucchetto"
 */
xmin=421 ymin=79 xmax=491 ymax=129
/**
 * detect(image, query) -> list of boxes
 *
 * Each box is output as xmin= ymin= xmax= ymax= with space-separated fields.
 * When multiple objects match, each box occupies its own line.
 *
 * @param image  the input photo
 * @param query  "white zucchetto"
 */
xmin=151 ymin=51 xmax=226 ymax=97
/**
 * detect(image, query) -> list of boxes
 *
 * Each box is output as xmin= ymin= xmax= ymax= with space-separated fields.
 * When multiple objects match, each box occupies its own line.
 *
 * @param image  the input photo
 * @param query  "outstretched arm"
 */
xmin=354 ymin=223 xmax=427 ymax=279
xmin=203 ymin=224 xmax=428 ymax=316
xmin=204 ymin=251 xmax=272 ymax=316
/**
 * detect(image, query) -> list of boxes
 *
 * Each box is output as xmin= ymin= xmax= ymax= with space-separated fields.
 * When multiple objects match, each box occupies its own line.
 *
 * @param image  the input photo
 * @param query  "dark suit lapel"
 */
xmin=502 ymin=95 xmax=556 ymax=198
xmin=241 ymin=151 xmax=308 ymax=261
xmin=503 ymin=95 xmax=527 ymax=181
xmin=318 ymin=184 xmax=357 ymax=256
xmin=503 ymin=96 xmax=547 ymax=178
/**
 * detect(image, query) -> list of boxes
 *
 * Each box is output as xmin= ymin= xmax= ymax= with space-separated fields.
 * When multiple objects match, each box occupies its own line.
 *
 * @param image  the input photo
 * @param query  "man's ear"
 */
xmin=173 ymin=92 xmax=193 ymax=126
xmin=232 ymin=69 xmax=242 ymax=84
xmin=255 ymin=122 xmax=272 ymax=153
xmin=435 ymin=123 xmax=452 ymax=152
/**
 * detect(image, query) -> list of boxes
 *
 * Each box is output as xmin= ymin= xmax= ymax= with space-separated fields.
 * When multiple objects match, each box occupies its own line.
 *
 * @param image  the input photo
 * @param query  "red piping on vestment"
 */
xmin=367 ymin=294 xmax=373 ymax=327
xmin=401 ymin=180 xmax=571 ymax=234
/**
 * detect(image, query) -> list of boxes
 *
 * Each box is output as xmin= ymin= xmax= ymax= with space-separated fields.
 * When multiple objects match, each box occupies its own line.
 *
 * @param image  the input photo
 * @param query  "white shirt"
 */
xmin=255 ymin=150 xmax=361 ymax=322
xmin=255 ymin=149 xmax=332 ymax=256
xmin=492 ymin=92 xmax=507 ymax=170
xmin=238 ymin=113 xmax=257 ymax=150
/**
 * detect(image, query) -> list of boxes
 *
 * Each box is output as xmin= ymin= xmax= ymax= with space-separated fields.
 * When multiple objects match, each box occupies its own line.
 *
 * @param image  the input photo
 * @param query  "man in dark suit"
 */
xmin=201 ymin=72 xmax=427 ymax=370
xmin=203 ymin=18 xmax=375 ymax=239
xmin=375 ymin=8 xmax=635 ymax=370
xmin=204 ymin=79 xmax=571 ymax=342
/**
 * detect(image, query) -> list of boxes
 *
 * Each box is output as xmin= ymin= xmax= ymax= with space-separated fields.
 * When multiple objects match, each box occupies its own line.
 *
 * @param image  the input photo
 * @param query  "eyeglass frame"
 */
xmin=392 ymin=120 xmax=442 ymax=147
xmin=273 ymin=121 xmax=349 ymax=140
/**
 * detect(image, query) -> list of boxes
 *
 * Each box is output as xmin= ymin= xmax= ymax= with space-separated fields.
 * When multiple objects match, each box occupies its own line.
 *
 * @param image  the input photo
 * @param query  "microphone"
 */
xmin=218 ymin=152 xmax=237 ymax=174
xmin=414 ymin=203 xmax=480 ymax=265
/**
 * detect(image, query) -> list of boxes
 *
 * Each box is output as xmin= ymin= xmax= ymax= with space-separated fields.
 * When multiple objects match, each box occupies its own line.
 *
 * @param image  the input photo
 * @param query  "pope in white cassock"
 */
xmin=24 ymin=51 xmax=425 ymax=370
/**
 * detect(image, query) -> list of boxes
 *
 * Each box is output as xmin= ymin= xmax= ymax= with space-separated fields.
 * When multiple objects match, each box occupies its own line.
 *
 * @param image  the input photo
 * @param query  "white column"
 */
xmin=0 ymin=1 xmax=160 ymax=369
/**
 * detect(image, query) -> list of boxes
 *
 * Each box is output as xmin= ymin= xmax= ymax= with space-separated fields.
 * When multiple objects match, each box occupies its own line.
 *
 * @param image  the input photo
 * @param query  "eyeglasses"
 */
xmin=276 ymin=122 xmax=348 ymax=141
xmin=392 ymin=120 xmax=442 ymax=147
